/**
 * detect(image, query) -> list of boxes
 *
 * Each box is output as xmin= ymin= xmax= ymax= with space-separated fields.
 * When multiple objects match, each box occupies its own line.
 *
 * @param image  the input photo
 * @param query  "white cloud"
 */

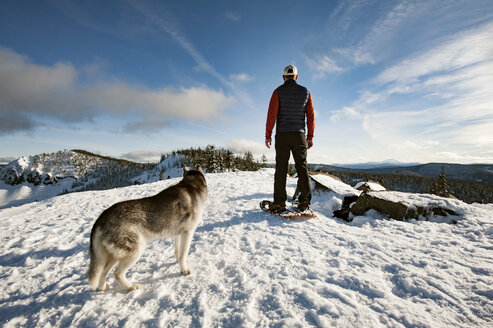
xmin=333 ymin=47 xmax=376 ymax=66
xmin=329 ymin=106 xmax=362 ymax=123
xmin=121 ymin=150 xmax=164 ymax=162
xmin=225 ymin=12 xmax=241 ymax=22
xmin=332 ymin=1 xmax=493 ymax=70
xmin=333 ymin=1 xmax=417 ymax=66
xmin=436 ymin=152 xmax=493 ymax=163
xmin=374 ymin=22 xmax=493 ymax=86
xmin=229 ymin=73 xmax=254 ymax=83
xmin=337 ymin=21 xmax=493 ymax=163
xmin=130 ymin=0 xmax=255 ymax=111
xmin=0 ymin=47 xmax=235 ymax=133
xmin=305 ymin=54 xmax=343 ymax=79
xmin=227 ymin=139 xmax=266 ymax=155
xmin=129 ymin=1 xmax=219 ymax=79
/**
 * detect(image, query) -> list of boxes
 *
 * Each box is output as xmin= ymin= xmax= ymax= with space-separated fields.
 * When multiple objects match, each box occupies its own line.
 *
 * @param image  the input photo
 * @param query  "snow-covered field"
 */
xmin=0 ymin=180 xmax=75 ymax=210
xmin=1 ymin=169 xmax=492 ymax=327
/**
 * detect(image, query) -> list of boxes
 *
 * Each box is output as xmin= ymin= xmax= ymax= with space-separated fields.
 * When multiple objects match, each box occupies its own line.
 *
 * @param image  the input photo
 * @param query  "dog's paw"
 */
xmin=97 ymin=283 xmax=110 ymax=292
xmin=127 ymin=284 xmax=141 ymax=291
xmin=181 ymin=268 xmax=192 ymax=275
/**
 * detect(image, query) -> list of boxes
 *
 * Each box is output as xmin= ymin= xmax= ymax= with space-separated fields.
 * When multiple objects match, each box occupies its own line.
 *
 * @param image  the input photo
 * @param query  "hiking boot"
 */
xmin=294 ymin=201 xmax=315 ymax=217
xmin=268 ymin=202 xmax=287 ymax=213
xmin=296 ymin=201 xmax=310 ymax=211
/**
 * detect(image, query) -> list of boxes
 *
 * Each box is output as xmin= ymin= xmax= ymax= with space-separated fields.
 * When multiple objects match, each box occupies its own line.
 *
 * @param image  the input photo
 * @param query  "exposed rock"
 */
xmin=333 ymin=195 xmax=359 ymax=221
xmin=350 ymin=193 xmax=410 ymax=220
xmin=350 ymin=192 xmax=458 ymax=222
xmin=354 ymin=181 xmax=386 ymax=192
xmin=311 ymin=173 xmax=462 ymax=224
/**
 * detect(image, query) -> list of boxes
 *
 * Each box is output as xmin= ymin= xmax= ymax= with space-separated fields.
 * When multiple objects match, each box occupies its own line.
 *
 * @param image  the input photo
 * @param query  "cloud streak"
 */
xmin=229 ymin=73 xmax=254 ymax=83
xmin=0 ymin=47 xmax=234 ymax=134
xmin=129 ymin=0 xmax=256 ymax=110
xmin=225 ymin=12 xmax=241 ymax=23
xmin=305 ymin=54 xmax=343 ymax=79
xmin=334 ymin=21 xmax=493 ymax=163
xmin=327 ymin=0 xmax=493 ymax=71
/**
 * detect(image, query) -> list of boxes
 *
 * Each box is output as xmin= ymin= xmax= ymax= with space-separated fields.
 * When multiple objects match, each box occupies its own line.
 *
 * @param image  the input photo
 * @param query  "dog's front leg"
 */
xmin=174 ymin=236 xmax=181 ymax=263
xmin=178 ymin=231 xmax=193 ymax=275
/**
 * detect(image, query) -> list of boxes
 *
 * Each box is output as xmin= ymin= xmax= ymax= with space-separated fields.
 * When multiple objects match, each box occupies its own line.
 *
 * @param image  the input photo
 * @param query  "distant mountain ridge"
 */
xmin=330 ymin=159 xmax=421 ymax=170
xmin=311 ymin=162 xmax=493 ymax=185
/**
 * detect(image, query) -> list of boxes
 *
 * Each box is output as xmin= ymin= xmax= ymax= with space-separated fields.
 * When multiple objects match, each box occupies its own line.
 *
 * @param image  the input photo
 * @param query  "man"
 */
xmin=265 ymin=64 xmax=315 ymax=215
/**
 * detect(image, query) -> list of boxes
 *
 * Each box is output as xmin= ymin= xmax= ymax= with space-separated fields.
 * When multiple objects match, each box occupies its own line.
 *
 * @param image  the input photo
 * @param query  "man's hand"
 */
xmin=307 ymin=140 xmax=313 ymax=149
xmin=265 ymin=137 xmax=272 ymax=149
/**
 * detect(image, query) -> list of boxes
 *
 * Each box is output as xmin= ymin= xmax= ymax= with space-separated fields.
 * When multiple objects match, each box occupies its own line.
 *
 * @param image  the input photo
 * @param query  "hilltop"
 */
xmin=0 ymin=148 xmax=261 ymax=209
xmin=0 ymin=169 xmax=492 ymax=327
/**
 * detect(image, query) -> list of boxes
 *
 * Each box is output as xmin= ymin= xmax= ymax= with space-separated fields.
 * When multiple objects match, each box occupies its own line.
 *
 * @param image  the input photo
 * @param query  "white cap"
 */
xmin=283 ymin=64 xmax=297 ymax=76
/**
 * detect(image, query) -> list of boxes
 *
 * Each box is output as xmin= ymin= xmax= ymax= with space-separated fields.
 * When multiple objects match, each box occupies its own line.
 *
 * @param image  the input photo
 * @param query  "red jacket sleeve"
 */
xmin=265 ymin=90 xmax=279 ymax=139
xmin=306 ymin=92 xmax=315 ymax=141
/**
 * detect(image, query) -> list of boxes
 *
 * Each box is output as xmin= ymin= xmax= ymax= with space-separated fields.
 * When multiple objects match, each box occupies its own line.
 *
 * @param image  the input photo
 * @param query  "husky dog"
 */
xmin=88 ymin=166 xmax=207 ymax=291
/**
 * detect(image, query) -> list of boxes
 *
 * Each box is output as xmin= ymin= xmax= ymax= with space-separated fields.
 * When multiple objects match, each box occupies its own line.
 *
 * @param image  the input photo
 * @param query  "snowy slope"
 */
xmin=0 ymin=151 xmax=183 ymax=209
xmin=1 ymin=169 xmax=492 ymax=327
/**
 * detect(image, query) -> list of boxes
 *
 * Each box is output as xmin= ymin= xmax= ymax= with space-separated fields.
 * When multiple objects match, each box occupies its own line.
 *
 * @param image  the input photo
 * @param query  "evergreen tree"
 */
xmin=436 ymin=165 xmax=450 ymax=196
xmin=261 ymin=154 xmax=267 ymax=167
xmin=225 ymin=150 xmax=234 ymax=171
xmin=205 ymin=145 xmax=219 ymax=173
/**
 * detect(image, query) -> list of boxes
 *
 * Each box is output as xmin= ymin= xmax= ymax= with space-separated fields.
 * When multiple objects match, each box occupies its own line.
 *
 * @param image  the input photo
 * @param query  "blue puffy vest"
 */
xmin=276 ymin=79 xmax=309 ymax=134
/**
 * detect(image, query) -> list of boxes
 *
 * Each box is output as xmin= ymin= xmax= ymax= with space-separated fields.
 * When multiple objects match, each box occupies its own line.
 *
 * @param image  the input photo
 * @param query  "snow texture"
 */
xmin=311 ymin=174 xmax=361 ymax=196
xmin=1 ymin=169 xmax=492 ymax=327
xmin=354 ymin=181 xmax=386 ymax=192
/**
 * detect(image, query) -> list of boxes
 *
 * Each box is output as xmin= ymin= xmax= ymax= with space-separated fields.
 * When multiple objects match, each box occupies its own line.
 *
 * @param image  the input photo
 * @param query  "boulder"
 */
xmin=350 ymin=191 xmax=458 ymax=222
xmin=333 ymin=195 xmax=359 ymax=221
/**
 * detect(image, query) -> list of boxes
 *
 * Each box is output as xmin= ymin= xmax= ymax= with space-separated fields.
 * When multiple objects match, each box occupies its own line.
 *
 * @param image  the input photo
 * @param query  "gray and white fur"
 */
xmin=88 ymin=166 xmax=207 ymax=292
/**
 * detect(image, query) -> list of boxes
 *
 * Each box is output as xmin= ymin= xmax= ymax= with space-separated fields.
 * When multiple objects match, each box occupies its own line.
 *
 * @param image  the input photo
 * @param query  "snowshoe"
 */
xmin=260 ymin=200 xmax=301 ymax=219
xmin=292 ymin=200 xmax=317 ymax=217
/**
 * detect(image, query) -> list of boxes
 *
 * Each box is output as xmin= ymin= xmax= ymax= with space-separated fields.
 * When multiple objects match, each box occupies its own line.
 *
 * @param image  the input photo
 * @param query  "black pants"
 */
xmin=274 ymin=131 xmax=312 ymax=205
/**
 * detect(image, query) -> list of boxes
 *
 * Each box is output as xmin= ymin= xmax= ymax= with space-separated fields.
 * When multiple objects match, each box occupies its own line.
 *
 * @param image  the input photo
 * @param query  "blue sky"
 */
xmin=1 ymin=0 xmax=492 ymax=164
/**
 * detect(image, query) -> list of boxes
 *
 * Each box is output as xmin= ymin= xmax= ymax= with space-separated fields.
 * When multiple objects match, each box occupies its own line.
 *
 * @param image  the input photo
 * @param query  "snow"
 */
xmin=0 ymin=179 xmax=75 ymax=209
xmin=311 ymin=174 xmax=361 ymax=196
xmin=1 ymin=169 xmax=492 ymax=327
xmin=354 ymin=181 xmax=386 ymax=191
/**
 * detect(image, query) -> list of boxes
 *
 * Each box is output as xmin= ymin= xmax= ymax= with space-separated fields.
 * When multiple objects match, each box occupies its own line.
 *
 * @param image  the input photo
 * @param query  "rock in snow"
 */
xmin=0 ymin=169 xmax=492 ymax=327
xmin=354 ymin=181 xmax=386 ymax=192
xmin=350 ymin=191 xmax=459 ymax=223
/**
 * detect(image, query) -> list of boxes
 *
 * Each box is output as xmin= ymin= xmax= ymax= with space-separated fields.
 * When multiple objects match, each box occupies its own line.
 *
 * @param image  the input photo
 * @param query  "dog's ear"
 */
xmin=183 ymin=166 xmax=190 ymax=177
xmin=196 ymin=165 xmax=203 ymax=173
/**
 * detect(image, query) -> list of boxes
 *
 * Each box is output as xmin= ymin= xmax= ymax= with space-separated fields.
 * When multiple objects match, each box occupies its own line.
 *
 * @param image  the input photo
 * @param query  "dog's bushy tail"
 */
xmin=88 ymin=226 xmax=101 ymax=290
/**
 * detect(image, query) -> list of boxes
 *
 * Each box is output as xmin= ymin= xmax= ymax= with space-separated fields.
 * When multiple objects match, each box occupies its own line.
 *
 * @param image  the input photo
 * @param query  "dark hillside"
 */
xmin=312 ymin=169 xmax=493 ymax=204
xmin=311 ymin=163 xmax=493 ymax=185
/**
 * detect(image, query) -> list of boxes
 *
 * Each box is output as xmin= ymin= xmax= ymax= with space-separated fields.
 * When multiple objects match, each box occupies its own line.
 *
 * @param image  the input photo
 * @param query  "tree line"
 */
xmin=311 ymin=165 xmax=492 ymax=204
xmin=162 ymin=145 xmax=265 ymax=173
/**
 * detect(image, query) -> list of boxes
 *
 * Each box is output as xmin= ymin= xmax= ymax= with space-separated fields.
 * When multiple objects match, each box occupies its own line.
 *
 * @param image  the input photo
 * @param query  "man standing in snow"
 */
xmin=265 ymin=64 xmax=315 ymax=215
